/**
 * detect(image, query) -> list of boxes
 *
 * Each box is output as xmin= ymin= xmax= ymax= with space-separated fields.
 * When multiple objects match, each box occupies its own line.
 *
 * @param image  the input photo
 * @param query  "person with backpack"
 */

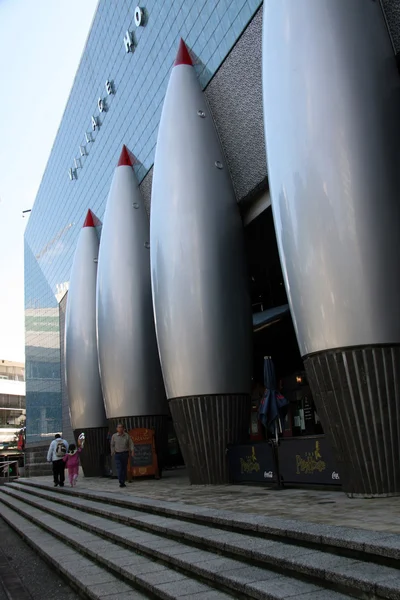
xmin=47 ymin=433 xmax=69 ymax=487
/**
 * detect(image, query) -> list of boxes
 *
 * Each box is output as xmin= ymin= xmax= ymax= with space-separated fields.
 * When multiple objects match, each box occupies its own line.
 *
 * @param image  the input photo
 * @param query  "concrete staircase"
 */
xmin=1 ymin=481 xmax=400 ymax=599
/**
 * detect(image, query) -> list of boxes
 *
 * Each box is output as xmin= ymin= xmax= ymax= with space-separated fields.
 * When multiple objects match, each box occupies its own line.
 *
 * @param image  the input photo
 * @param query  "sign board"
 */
xmin=227 ymin=442 xmax=278 ymax=484
xmin=128 ymin=428 xmax=159 ymax=478
xmin=278 ymin=435 xmax=341 ymax=486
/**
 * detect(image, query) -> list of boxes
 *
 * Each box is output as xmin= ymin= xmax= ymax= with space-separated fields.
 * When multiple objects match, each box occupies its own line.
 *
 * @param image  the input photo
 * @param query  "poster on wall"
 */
xmin=128 ymin=428 xmax=159 ymax=478
xmin=278 ymin=436 xmax=341 ymax=486
xmin=227 ymin=442 xmax=278 ymax=484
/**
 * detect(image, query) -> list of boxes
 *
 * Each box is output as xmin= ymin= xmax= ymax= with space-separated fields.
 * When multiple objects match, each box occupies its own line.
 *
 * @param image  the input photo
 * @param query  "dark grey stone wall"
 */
xmin=207 ymin=7 xmax=266 ymax=204
xmin=383 ymin=0 xmax=400 ymax=52
xmin=25 ymin=443 xmax=52 ymax=477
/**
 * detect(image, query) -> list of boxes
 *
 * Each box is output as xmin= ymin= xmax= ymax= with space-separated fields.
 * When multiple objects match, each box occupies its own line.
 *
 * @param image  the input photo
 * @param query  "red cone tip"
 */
xmin=83 ymin=209 xmax=95 ymax=228
xmin=118 ymin=144 xmax=134 ymax=167
xmin=174 ymin=39 xmax=193 ymax=67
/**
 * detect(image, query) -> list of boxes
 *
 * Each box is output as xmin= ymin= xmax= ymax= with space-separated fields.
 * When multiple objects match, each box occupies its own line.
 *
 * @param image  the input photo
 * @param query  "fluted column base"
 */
xmin=169 ymin=394 xmax=251 ymax=485
xmin=73 ymin=427 xmax=108 ymax=477
xmin=108 ymin=415 xmax=169 ymax=470
xmin=304 ymin=345 xmax=400 ymax=497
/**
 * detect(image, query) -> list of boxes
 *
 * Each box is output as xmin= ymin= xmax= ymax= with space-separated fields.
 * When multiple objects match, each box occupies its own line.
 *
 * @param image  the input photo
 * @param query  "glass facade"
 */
xmin=24 ymin=0 xmax=262 ymax=443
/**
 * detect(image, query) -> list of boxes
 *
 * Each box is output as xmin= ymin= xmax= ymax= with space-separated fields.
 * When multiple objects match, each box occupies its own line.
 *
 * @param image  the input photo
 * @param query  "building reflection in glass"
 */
xmin=24 ymin=241 xmax=62 ymax=444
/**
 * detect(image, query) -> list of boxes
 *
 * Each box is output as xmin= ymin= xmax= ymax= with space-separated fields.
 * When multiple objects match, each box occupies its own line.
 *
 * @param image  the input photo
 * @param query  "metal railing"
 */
xmin=0 ymin=461 xmax=19 ymax=481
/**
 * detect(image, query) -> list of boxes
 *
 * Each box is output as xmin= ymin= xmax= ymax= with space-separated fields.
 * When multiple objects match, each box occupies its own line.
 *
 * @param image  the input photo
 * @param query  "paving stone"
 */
xmin=87 ymin=580 xmax=135 ymax=597
xmin=151 ymin=543 xmax=198 ymax=557
xmin=45 ymin=545 xmax=77 ymax=559
xmin=189 ymin=557 xmax=239 ymax=576
xmin=59 ymin=558 xmax=90 ymax=573
xmin=171 ymin=549 xmax=218 ymax=566
xmin=66 ymin=532 xmax=99 ymax=543
xmin=367 ymin=535 xmax=400 ymax=560
xmin=139 ymin=568 xmax=187 ymax=586
xmin=375 ymin=574 xmax=400 ymax=600
xmin=294 ymin=592 xmax=351 ymax=600
xmin=100 ymin=593 xmax=148 ymax=600
xmin=138 ymin=537 xmax=181 ymax=551
xmin=248 ymin=575 xmax=321 ymax=599
xmin=187 ymin=592 xmax=233 ymax=599
xmin=155 ymin=578 xmax=212 ymax=598
xmin=122 ymin=559 xmax=168 ymax=579
xmin=78 ymin=569 xmax=117 ymax=586
xmin=111 ymin=554 xmax=150 ymax=570
xmin=219 ymin=565 xmax=280 ymax=592
xmin=328 ymin=560 xmax=397 ymax=592
xmin=225 ymin=534 xmax=278 ymax=558
xmin=102 ymin=550 xmax=142 ymax=566
xmin=286 ymin=551 xmax=358 ymax=578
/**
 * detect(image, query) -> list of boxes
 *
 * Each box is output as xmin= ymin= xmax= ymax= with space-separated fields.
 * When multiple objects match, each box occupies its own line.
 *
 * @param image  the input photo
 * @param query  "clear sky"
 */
xmin=0 ymin=0 xmax=98 ymax=362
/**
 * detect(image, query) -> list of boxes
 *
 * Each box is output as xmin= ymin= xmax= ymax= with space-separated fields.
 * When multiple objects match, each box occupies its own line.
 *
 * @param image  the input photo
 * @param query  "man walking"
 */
xmin=47 ymin=433 xmax=69 ymax=487
xmin=111 ymin=424 xmax=134 ymax=488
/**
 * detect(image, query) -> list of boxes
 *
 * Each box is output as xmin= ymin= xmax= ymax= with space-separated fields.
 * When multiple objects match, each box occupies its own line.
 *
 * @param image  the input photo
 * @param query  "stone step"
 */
xmin=0 ymin=501 xmax=150 ymax=600
xmin=9 ymin=481 xmax=400 ymax=600
xmin=17 ymin=478 xmax=400 ymax=564
xmin=0 ymin=485 xmax=350 ymax=600
xmin=0 ymin=491 xmax=234 ymax=600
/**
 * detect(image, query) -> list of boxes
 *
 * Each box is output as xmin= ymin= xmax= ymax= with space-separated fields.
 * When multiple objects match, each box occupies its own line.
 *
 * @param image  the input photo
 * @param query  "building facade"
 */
xmin=24 ymin=1 xmax=400 ymax=494
xmin=0 ymin=360 xmax=25 ymax=449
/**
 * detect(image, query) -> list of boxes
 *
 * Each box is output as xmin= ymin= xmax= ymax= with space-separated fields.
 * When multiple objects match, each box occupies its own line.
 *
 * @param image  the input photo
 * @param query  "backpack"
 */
xmin=55 ymin=440 xmax=66 ymax=458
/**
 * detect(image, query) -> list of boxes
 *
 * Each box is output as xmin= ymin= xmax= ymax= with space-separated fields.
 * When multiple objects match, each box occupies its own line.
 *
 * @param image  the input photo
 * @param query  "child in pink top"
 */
xmin=63 ymin=442 xmax=82 ymax=487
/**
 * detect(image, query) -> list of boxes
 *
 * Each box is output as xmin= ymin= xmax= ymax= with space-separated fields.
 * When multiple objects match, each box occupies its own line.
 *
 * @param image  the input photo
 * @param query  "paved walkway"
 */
xmin=30 ymin=468 xmax=400 ymax=534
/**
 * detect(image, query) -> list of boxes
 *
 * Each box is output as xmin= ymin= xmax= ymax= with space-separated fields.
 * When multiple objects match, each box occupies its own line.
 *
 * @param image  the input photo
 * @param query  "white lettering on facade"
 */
xmin=124 ymin=30 xmax=134 ymax=53
xmin=105 ymin=80 xmax=113 ymax=95
xmin=134 ymin=6 xmax=144 ymax=27
xmin=67 ymin=6 xmax=148 ymax=180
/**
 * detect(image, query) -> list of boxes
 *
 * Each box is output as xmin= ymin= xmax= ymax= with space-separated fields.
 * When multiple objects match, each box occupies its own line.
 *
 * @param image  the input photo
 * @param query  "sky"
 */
xmin=0 ymin=0 xmax=98 ymax=362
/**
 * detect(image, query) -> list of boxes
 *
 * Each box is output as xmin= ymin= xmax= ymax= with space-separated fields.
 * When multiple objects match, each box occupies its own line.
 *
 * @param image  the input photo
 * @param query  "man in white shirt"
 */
xmin=47 ymin=433 xmax=69 ymax=487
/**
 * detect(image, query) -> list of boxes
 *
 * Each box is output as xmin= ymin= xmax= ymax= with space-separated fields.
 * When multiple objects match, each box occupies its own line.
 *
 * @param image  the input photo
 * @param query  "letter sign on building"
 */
xmin=66 ymin=4 xmax=148 ymax=180
xmin=105 ymin=80 xmax=114 ymax=95
xmin=134 ymin=7 xmax=144 ymax=27
xmin=123 ymin=30 xmax=134 ymax=53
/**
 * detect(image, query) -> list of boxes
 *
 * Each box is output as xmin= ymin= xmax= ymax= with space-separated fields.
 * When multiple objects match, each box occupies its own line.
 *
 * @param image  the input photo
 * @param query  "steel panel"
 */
xmin=65 ymin=225 xmax=107 ymax=430
xmin=96 ymin=160 xmax=167 ymax=418
xmin=263 ymin=0 xmax=400 ymax=356
xmin=151 ymin=58 xmax=253 ymax=399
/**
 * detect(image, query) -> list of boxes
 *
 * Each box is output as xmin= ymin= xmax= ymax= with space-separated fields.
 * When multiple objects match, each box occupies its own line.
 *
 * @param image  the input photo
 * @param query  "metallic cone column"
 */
xmin=151 ymin=40 xmax=253 ymax=484
xmin=263 ymin=0 xmax=400 ymax=496
xmin=96 ymin=146 xmax=169 ymax=467
xmin=65 ymin=210 xmax=108 ymax=477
